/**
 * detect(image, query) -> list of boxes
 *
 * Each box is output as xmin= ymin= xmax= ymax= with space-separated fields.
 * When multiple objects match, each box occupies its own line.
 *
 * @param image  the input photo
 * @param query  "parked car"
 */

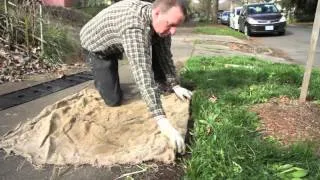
xmin=221 ymin=11 xmax=230 ymax=25
xmin=238 ymin=3 xmax=286 ymax=36
xmin=217 ymin=10 xmax=224 ymax=23
xmin=229 ymin=6 xmax=242 ymax=30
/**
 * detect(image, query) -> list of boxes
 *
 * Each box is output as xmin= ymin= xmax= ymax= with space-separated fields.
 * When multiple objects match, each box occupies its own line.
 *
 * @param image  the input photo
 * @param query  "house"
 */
xmin=42 ymin=0 xmax=79 ymax=7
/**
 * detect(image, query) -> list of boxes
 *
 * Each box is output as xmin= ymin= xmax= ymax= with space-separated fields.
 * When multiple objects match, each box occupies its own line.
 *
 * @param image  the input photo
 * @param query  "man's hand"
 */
xmin=172 ymin=85 xmax=192 ymax=101
xmin=155 ymin=116 xmax=185 ymax=154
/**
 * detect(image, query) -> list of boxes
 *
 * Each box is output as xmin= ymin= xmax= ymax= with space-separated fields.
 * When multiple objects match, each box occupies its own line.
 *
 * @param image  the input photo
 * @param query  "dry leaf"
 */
xmin=209 ymin=95 xmax=218 ymax=103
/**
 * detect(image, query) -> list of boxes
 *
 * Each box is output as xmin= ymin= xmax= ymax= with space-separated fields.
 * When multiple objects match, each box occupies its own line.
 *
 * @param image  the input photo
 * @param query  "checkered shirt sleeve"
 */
xmin=122 ymin=27 xmax=165 ymax=117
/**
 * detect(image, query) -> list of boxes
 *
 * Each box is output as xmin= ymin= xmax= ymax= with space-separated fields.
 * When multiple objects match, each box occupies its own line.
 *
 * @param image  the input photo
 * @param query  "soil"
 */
xmin=251 ymin=96 xmax=320 ymax=150
xmin=228 ymin=41 xmax=293 ymax=60
xmin=129 ymin=161 xmax=185 ymax=180
xmin=179 ymin=24 xmax=293 ymax=61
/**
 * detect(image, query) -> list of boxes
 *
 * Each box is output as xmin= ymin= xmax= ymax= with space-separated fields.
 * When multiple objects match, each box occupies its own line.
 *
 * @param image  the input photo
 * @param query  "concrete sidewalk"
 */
xmin=0 ymin=28 xmax=292 ymax=180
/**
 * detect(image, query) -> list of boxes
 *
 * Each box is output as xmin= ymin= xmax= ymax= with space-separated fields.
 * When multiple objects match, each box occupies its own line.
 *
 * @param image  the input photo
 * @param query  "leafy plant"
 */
xmin=272 ymin=163 xmax=309 ymax=179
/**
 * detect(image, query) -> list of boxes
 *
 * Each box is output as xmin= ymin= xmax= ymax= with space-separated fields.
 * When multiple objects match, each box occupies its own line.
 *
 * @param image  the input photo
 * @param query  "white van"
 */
xmin=230 ymin=6 xmax=242 ymax=30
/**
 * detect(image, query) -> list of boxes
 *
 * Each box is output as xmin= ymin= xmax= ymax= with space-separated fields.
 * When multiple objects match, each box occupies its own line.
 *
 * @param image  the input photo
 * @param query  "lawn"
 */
xmin=194 ymin=25 xmax=247 ymax=39
xmin=181 ymin=56 xmax=320 ymax=179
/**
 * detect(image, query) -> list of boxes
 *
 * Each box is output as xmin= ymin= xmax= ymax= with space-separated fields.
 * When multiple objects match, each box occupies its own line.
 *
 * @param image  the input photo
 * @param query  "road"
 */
xmin=252 ymin=24 xmax=320 ymax=67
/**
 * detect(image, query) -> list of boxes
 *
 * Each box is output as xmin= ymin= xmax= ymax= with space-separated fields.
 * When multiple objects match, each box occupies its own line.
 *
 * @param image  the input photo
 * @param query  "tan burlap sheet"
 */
xmin=0 ymin=88 xmax=189 ymax=167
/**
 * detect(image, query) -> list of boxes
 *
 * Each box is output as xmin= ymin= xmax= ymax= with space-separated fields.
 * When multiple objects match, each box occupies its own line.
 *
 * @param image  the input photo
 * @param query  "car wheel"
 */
xmin=279 ymin=31 xmax=285 ymax=36
xmin=244 ymin=25 xmax=251 ymax=36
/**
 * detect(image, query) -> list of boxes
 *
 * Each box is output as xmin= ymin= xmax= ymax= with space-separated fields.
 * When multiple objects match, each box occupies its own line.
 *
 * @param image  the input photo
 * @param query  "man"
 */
xmin=80 ymin=0 xmax=192 ymax=154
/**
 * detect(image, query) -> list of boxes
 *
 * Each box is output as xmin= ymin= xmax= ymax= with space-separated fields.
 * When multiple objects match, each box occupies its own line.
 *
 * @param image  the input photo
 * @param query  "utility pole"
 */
xmin=299 ymin=0 xmax=320 ymax=103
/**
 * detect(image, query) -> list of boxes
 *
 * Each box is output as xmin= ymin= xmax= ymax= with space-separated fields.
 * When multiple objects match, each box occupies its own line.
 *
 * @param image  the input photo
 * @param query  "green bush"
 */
xmin=42 ymin=24 xmax=76 ymax=64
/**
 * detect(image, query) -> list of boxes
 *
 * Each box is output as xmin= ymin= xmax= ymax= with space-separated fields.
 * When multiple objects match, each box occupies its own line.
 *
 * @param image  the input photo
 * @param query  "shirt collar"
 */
xmin=146 ymin=5 xmax=155 ymax=35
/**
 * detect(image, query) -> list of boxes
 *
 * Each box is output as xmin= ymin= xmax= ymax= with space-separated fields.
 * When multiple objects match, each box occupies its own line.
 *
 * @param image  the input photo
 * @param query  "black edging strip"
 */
xmin=0 ymin=71 xmax=93 ymax=111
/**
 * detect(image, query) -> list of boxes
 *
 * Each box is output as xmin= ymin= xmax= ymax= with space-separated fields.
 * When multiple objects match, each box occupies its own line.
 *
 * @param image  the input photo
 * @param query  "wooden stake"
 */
xmin=299 ymin=0 xmax=320 ymax=103
xmin=39 ymin=3 xmax=44 ymax=56
xmin=4 ymin=0 xmax=9 ymax=41
xmin=4 ymin=0 xmax=8 ymax=29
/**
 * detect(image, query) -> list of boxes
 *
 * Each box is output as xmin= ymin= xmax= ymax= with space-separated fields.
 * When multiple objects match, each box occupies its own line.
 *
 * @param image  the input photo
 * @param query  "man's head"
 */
xmin=151 ymin=0 xmax=188 ymax=37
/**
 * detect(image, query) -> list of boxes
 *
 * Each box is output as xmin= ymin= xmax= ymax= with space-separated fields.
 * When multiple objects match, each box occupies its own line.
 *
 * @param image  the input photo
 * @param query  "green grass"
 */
xmin=194 ymin=25 xmax=247 ymax=39
xmin=181 ymin=56 xmax=320 ymax=179
xmin=42 ymin=24 xmax=76 ymax=64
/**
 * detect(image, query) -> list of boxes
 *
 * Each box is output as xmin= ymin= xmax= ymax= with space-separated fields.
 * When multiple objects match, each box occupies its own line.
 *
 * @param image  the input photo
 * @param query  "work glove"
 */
xmin=155 ymin=116 xmax=185 ymax=154
xmin=172 ymin=85 xmax=193 ymax=101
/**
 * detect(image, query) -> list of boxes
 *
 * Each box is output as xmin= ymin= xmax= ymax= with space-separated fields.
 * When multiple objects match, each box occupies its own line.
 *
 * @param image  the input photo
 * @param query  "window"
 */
xmin=236 ymin=8 xmax=242 ymax=15
xmin=247 ymin=4 xmax=279 ymax=14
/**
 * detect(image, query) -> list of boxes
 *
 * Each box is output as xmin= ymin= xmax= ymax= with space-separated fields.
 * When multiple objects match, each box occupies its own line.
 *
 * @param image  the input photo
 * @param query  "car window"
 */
xmin=222 ymin=12 xmax=230 ymax=15
xmin=247 ymin=4 xmax=279 ymax=14
xmin=236 ymin=8 xmax=242 ymax=15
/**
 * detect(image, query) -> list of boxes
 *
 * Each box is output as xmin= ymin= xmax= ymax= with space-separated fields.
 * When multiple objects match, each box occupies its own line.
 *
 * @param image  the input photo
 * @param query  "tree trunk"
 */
xmin=212 ymin=0 xmax=218 ymax=24
xmin=206 ymin=0 xmax=211 ymax=21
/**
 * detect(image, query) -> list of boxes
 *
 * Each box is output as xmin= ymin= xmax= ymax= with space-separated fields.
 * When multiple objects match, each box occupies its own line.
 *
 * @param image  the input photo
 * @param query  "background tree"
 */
xmin=281 ymin=0 xmax=318 ymax=22
xmin=212 ymin=0 xmax=218 ymax=24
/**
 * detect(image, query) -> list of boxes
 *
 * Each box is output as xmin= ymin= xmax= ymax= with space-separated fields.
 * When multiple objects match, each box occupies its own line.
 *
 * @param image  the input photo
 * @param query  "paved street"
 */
xmin=251 ymin=24 xmax=320 ymax=67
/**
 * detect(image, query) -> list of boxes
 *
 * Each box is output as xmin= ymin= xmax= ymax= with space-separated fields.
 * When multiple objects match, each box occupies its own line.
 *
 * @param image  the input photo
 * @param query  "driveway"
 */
xmin=251 ymin=24 xmax=320 ymax=67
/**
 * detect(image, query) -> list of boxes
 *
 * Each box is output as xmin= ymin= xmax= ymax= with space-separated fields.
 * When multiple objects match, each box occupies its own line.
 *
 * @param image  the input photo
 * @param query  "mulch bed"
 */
xmin=251 ymin=96 xmax=320 ymax=147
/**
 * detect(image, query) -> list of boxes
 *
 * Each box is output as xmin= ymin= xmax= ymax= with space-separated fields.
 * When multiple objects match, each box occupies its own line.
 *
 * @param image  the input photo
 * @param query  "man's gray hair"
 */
xmin=152 ymin=0 xmax=188 ymax=16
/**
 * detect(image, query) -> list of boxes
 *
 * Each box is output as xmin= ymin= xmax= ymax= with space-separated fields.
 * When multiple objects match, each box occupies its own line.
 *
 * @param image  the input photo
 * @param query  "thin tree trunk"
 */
xmin=212 ymin=0 xmax=218 ymax=24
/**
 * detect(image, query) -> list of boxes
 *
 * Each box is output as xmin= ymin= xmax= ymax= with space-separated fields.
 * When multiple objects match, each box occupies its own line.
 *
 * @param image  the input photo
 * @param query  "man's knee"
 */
xmin=104 ymin=98 xmax=122 ymax=107
xmin=101 ymin=93 xmax=122 ymax=107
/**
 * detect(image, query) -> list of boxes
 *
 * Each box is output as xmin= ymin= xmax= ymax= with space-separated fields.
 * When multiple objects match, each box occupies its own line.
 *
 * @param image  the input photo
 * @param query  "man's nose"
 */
xmin=170 ymin=27 xmax=176 ymax=35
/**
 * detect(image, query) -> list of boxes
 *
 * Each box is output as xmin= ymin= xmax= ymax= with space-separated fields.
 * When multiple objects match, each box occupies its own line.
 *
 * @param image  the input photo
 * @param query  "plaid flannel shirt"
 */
xmin=80 ymin=0 xmax=178 ymax=117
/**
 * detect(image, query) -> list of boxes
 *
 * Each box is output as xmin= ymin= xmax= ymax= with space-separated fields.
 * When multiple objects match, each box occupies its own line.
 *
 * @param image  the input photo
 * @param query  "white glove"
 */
xmin=155 ymin=116 xmax=185 ymax=154
xmin=172 ymin=85 xmax=193 ymax=100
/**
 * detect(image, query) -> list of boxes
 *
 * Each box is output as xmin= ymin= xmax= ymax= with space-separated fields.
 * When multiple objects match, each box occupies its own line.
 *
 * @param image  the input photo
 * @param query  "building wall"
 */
xmin=219 ymin=0 xmax=232 ymax=11
xmin=42 ymin=0 xmax=78 ymax=7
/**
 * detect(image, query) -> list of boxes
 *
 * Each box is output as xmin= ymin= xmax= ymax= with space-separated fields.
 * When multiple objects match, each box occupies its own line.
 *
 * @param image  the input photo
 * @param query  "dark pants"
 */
xmin=83 ymin=48 xmax=166 ymax=107
xmin=152 ymin=45 xmax=166 ymax=84
xmin=83 ymin=50 xmax=122 ymax=106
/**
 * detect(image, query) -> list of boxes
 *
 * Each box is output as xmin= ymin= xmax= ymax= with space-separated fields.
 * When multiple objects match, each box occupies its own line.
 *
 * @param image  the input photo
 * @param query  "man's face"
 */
xmin=152 ymin=5 xmax=185 ymax=37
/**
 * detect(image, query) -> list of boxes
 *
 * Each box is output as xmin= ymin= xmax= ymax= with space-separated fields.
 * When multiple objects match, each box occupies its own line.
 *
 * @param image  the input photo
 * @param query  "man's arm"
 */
xmin=153 ymin=35 xmax=193 ymax=101
xmin=122 ymin=27 xmax=185 ymax=154
xmin=122 ymin=27 xmax=165 ymax=117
